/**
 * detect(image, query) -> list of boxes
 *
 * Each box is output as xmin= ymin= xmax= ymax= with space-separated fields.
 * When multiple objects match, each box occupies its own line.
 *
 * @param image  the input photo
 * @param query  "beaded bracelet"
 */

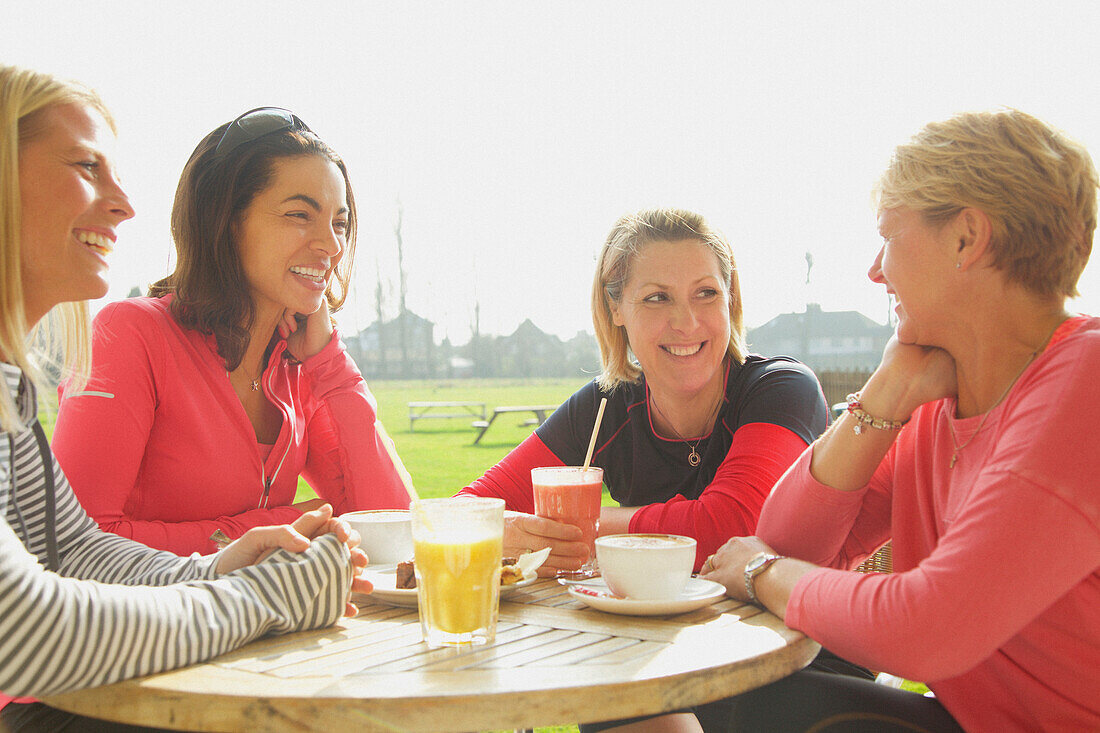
xmin=845 ymin=392 xmax=909 ymax=435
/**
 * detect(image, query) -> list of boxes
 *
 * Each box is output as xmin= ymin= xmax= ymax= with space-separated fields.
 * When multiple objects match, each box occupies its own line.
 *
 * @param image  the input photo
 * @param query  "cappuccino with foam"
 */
xmin=595 ymin=533 xmax=696 ymax=600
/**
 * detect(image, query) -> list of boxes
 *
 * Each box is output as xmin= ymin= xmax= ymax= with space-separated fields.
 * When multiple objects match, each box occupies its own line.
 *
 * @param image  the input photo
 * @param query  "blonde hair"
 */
xmin=592 ymin=208 xmax=746 ymax=391
xmin=875 ymin=109 xmax=1098 ymax=298
xmin=0 ymin=65 xmax=112 ymax=431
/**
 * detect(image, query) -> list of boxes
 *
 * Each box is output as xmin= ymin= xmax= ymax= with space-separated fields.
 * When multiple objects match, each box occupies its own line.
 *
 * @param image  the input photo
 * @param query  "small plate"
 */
xmin=357 ymin=563 xmax=538 ymax=608
xmin=565 ymin=577 xmax=726 ymax=616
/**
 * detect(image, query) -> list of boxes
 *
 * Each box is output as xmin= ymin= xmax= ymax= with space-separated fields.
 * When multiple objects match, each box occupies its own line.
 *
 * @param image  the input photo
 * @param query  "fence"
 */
xmin=817 ymin=369 xmax=873 ymax=411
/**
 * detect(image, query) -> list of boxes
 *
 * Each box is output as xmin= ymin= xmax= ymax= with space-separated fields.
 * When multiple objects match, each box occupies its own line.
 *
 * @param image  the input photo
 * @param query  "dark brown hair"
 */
xmin=151 ymin=122 xmax=357 ymax=369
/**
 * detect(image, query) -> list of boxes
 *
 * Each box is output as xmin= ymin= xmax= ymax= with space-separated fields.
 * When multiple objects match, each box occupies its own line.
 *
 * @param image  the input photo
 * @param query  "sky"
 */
xmin=5 ymin=1 xmax=1100 ymax=342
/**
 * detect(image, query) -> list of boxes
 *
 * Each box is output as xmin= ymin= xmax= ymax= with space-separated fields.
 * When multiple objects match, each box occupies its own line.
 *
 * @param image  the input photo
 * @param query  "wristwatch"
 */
xmin=744 ymin=552 xmax=785 ymax=605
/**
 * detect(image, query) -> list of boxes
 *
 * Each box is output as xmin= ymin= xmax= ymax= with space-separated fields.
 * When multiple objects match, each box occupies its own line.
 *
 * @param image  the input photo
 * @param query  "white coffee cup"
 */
xmin=595 ymin=533 xmax=697 ymax=600
xmin=341 ymin=510 xmax=414 ymax=565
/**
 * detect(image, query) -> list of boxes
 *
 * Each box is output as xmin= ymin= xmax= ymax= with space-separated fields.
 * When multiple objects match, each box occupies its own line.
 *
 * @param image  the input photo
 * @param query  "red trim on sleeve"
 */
xmin=628 ymin=422 xmax=810 ymax=571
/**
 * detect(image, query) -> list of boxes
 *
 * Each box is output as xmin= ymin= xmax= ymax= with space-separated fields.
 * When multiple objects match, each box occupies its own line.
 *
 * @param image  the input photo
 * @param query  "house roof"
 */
xmin=355 ymin=309 xmax=435 ymax=337
xmin=749 ymin=304 xmax=890 ymax=339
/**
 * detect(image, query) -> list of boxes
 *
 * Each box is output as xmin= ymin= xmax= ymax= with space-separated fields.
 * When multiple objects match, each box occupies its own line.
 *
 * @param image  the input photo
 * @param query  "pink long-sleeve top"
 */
xmin=52 ymin=296 xmax=409 ymax=555
xmin=758 ymin=316 xmax=1100 ymax=732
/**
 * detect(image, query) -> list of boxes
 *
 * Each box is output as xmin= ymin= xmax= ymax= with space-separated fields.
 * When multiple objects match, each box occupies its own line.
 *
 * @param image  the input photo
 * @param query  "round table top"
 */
xmin=44 ymin=578 xmax=820 ymax=732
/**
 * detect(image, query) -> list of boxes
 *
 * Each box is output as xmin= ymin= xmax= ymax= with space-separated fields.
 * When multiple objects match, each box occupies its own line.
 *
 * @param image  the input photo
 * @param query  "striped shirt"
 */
xmin=1 ymin=363 xmax=351 ymax=698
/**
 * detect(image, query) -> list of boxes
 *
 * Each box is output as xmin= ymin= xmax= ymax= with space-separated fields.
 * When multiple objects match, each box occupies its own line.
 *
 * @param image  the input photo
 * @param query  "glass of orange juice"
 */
xmin=411 ymin=497 xmax=505 ymax=648
xmin=531 ymin=466 xmax=603 ymax=579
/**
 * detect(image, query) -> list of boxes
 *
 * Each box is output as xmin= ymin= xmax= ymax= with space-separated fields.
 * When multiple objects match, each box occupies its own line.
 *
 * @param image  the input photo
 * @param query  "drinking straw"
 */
xmin=582 ymin=398 xmax=608 ymax=471
xmin=376 ymin=422 xmax=420 ymax=503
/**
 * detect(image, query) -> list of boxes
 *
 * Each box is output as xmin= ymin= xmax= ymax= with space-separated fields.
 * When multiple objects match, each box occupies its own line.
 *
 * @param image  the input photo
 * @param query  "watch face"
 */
xmin=745 ymin=554 xmax=768 ymax=573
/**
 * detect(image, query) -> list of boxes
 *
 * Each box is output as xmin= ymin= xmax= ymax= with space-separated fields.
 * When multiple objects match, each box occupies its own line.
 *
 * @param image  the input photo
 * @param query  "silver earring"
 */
xmin=955 ymin=262 xmax=961 ymax=269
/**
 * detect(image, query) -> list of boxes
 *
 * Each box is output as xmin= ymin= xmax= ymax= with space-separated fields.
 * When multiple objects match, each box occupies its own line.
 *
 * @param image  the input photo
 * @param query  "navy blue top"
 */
xmin=536 ymin=355 xmax=829 ymax=506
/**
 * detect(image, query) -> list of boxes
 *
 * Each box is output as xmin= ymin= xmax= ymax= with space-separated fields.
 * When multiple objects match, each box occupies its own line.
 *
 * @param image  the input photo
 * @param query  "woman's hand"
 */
xmin=700 ymin=536 xmax=814 ymax=619
xmin=504 ymin=511 xmax=589 ymax=576
xmin=215 ymin=523 xmax=313 ymax=576
xmin=809 ymin=333 xmax=958 ymax=492
xmin=293 ymin=506 xmax=372 ymax=615
xmin=864 ymin=335 xmax=958 ymax=421
xmin=699 ymin=536 xmax=775 ymax=603
xmin=215 ymin=504 xmax=371 ymax=617
xmin=279 ymin=297 xmax=335 ymax=362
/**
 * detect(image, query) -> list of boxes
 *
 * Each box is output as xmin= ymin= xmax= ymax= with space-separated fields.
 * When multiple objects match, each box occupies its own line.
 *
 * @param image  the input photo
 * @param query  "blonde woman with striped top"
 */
xmin=0 ymin=64 xmax=368 ymax=731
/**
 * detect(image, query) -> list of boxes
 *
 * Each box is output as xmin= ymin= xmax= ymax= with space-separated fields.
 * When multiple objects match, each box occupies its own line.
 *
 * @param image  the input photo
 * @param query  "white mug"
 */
xmin=595 ymin=533 xmax=696 ymax=600
xmin=341 ymin=509 xmax=414 ymax=565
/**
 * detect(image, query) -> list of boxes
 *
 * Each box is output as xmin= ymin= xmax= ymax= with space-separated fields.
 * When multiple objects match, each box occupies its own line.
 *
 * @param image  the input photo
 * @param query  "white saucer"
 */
xmin=357 ymin=563 xmax=537 ymax=608
xmin=565 ymin=577 xmax=726 ymax=616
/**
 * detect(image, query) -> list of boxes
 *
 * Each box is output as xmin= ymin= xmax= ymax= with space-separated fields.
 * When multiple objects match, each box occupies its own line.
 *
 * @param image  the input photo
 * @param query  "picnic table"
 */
xmin=42 ymin=577 xmax=819 ymax=732
xmin=407 ymin=401 xmax=486 ymax=431
xmin=473 ymin=404 xmax=558 ymax=444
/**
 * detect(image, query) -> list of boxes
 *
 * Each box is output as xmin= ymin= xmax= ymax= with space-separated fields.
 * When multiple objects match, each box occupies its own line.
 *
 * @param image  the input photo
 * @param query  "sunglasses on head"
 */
xmin=212 ymin=107 xmax=312 ymax=159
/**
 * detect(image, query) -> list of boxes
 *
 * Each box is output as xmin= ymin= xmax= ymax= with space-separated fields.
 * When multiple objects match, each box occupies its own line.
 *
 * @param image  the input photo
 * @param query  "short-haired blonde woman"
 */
xmin=0 ymin=64 xmax=366 ymax=732
xmin=461 ymin=208 xmax=828 ymax=577
xmin=702 ymin=110 xmax=1100 ymax=731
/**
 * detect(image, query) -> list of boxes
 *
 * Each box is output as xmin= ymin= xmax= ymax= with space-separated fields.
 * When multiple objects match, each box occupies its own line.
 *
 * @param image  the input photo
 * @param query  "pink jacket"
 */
xmin=52 ymin=296 xmax=409 ymax=555
xmin=759 ymin=317 xmax=1100 ymax=732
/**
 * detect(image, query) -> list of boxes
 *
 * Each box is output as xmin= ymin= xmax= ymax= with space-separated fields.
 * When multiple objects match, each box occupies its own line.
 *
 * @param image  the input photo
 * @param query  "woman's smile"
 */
xmin=74 ymin=228 xmax=115 ymax=256
xmin=611 ymin=238 xmax=731 ymax=401
xmin=288 ymin=264 xmax=327 ymax=288
xmin=661 ymin=341 xmax=706 ymax=357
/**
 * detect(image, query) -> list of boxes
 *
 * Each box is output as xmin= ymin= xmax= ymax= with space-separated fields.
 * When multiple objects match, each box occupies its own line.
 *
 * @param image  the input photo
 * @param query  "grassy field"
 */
xmin=295 ymin=377 xmax=603 ymax=502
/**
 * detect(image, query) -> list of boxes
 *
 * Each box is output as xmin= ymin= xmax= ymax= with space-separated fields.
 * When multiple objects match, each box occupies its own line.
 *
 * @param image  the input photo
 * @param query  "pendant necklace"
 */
xmin=947 ymin=320 xmax=1061 ymax=468
xmin=229 ymin=363 xmax=262 ymax=392
xmin=650 ymin=391 xmax=724 ymax=468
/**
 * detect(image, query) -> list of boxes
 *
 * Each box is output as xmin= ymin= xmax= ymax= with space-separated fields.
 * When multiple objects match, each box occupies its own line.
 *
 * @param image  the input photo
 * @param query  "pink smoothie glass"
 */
xmin=531 ymin=466 xmax=603 ymax=578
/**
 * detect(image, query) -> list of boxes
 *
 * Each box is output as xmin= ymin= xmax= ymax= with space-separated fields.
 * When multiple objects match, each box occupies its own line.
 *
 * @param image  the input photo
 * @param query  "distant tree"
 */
xmin=471 ymin=299 xmax=482 ymax=376
xmin=393 ymin=203 xmax=409 ymax=373
xmin=374 ymin=254 xmax=387 ymax=375
xmin=565 ymin=331 xmax=601 ymax=379
xmin=424 ymin=319 xmax=436 ymax=378
xmin=440 ymin=336 xmax=454 ymax=378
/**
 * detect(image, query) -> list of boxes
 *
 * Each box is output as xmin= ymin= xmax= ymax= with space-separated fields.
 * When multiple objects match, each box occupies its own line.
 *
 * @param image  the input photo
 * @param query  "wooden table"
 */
xmin=473 ymin=404 xmax=559 ymax=444
xmin=43 ymin=579 xmax=819 ymax=732
xmin=407 ymin=401 xmax=486 ymax=431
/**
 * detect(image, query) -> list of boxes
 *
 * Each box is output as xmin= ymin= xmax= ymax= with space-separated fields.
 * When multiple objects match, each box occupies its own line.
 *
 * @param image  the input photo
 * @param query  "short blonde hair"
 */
xmin=592 ymin=208 xmax=746 ymax=391
xmin=875 ymin=109 xmax=1098 ymax=298
xmin=0 ymin=65 xmax=112 ymax=431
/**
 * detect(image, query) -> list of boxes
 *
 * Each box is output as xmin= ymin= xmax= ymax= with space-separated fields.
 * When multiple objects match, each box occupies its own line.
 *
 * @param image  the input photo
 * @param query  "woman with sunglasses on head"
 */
xmin=1 ymin=64 xmax=367 ymax=732
xmin=51 ymin=107 xmax=409 ymax=556
xmin=698 ymin=110 xmax=1100 ymax=731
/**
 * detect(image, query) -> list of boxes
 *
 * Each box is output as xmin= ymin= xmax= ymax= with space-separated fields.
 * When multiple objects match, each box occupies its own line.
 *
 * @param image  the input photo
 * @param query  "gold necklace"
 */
xmin=650 ymin=391 xmax=725 ymax=467
xmin=947 ymin=320 xmax=1061 ymax=468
